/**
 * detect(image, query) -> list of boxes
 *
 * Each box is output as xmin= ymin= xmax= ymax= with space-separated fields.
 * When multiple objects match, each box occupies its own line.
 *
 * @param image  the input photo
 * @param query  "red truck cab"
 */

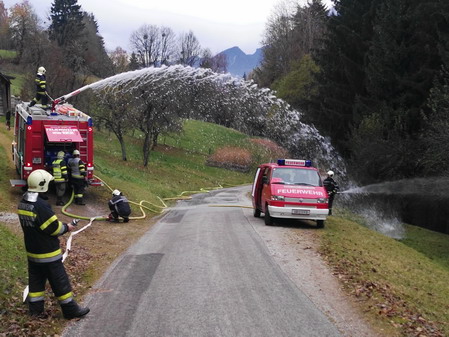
xmin=252 ymin=159 xmax=329 ymax=228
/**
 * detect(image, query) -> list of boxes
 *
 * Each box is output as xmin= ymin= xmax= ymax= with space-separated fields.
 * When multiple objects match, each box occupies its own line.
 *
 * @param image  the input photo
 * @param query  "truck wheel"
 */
xmin=317 ymin=220 xmax=325 ymax=228
xmin=253 ymin=207 xmax=261 ymax=218
xmin=264 ymin=208 xmax=274 ymax=226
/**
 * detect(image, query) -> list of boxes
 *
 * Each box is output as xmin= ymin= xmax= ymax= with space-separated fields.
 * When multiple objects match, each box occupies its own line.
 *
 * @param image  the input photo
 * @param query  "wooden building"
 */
xmin=0 ymin=71 xmax=14 ymax=116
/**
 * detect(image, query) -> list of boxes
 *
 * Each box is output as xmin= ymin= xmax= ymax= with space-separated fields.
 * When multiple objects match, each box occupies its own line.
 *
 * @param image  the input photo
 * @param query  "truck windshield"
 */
xmin=272 ymin=168 xmax=321 ymax=186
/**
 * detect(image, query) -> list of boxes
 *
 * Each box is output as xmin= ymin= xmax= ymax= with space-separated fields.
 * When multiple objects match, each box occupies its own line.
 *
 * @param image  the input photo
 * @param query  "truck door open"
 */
xmin=44 ymin=125 xmax=83 ymax=167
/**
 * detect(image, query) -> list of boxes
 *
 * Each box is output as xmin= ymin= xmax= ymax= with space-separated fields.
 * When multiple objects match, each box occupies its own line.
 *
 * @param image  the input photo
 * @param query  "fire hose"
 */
xmin=22 ymin=176 xmax=241 ymax=301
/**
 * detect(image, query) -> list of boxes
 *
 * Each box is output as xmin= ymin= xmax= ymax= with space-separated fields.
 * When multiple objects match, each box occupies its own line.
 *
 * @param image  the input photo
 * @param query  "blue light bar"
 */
xmin=277 ymin=159 xmax=312 ymax=167
xmin=26 ymin=116 xmax=33 ymax=125
xmin=88 ymin=117 xmax=93 ymax=127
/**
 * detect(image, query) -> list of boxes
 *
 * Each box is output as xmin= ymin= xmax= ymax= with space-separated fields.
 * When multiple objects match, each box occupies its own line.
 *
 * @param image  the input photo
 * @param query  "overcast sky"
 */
xmin=3 ymin=0 xmax=333 ymax=55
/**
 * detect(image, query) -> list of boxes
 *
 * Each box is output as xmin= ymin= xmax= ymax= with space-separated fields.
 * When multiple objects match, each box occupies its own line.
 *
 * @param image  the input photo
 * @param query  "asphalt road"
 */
xmin=63 ymin=185 xmax=341 ymax=337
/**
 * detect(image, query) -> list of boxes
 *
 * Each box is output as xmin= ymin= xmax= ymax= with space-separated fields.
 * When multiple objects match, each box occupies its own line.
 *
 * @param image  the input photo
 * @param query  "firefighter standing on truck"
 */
xmin=323 ymin=170 xmax=339 ymax=215
xmin=67 ymin=149 xmax=86 ymax=205
xmin=29 ymin=66 xmax=49 ymax=109
xmin=17 ymin=169 xmax=90 ymax=319
xmin=52 ymin=151 xmax=68 ymax=206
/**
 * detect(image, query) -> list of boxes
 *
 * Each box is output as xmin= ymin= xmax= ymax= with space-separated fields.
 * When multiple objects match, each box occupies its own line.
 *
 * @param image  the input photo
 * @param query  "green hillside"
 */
xmin=1 ymin=115 xmax=449 ymax=337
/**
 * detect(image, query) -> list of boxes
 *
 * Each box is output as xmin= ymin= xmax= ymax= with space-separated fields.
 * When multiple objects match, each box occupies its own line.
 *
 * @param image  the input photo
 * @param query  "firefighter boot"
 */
xmin=29 ymin=300 xmax=46 ymax=318
xmin=61 ymin=300 xmax=90 ymax=319
xmin=56 ymin=198 xmax=64 ymax=206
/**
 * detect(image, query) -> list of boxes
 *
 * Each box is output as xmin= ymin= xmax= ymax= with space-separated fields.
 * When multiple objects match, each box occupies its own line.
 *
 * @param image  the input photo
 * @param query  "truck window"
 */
xmin=273 ymin=168 xmax=321 ymax=186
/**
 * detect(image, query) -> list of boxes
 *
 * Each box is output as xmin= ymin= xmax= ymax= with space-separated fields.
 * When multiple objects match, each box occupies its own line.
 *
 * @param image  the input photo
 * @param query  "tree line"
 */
xmin=0 ymin=0 xmax=227 ymax=101
xmin=254 ymin=0 xmax=449 ymax=183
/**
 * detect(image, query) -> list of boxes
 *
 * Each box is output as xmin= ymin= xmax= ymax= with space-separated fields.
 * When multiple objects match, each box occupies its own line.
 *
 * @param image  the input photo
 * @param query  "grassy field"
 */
xmin=0 ymin=49 xmax=16 ymax=59
xmin=319 ymin=211 xmax=449 ymax=336
xmin=1 ymin=115 xmax=449 ymax=336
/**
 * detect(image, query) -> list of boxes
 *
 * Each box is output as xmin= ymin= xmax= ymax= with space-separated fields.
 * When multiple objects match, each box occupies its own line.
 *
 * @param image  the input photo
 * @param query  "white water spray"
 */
xmin=73 ymin=65 xmax=347 ymax=176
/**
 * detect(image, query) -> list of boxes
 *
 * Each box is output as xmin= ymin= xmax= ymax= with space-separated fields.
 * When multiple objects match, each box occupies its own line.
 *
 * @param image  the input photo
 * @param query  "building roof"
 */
xmin=0 ymin=71 xmax=15 ymax=84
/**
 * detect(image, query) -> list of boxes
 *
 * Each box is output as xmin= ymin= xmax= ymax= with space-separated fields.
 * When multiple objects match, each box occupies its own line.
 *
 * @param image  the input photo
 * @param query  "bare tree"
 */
xmin=109 ymin=47 xmax=129 ymax=73
xmin=130 ymin=24 xmax=165 ymax=67
xmin=253 ymin=0 xmax=296 ymax=86
xmin=91 ymin=86 xmax=135 ymax=161
xmin=9 ymin=1 xmax=41 ymax=64
xmin=0 ymin=1 xmax=11 ymax=49
xmin=178 ymin=30 xmax=201 ymax=66
xmin=160 ymin=26 xmax=176 ymax=66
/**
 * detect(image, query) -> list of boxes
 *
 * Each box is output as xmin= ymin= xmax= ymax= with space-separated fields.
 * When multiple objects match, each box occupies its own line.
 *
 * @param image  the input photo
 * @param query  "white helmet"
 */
xmin=38 ymin=66 xmax=46 ymax=75
xmin=73 ymin=149 xmax=80 ymax=156
xmin=112 ymin=189 xmax=121 ymax=196
xmin=57 ymin=151 xmax=65 ymax=159
xmin=28 ymin=169 xmax=54 ymax=193
xmin=327 ymin=170 xmax=334 ymax=177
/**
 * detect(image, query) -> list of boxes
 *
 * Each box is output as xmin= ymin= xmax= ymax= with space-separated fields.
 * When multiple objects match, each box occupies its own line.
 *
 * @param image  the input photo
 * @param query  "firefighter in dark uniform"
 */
xmin=323 ymin=170 xmax=339 ymax=215
xmin=17 ymin=169 xmax=89 ymax=319
xmin=52 ymin=151 xmax=68 ymax=206
xmin=29 ymin=66 xmax=49 ymax=109
xmin=67 ymin=149 xmax=86 ymax=205
xmin=108 ymin=189 xmax=131 ymax=222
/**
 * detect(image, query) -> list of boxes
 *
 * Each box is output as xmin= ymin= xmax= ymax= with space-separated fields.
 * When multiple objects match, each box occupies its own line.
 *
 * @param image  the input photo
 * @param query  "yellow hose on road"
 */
xmin=61 ymin=175 xmax=243 ymax=222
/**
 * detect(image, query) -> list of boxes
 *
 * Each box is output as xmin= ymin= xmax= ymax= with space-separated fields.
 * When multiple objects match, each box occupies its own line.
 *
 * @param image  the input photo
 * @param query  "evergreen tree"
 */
xmin=48 ymin=0 xmax=86 ymax=74
xmin=48 ymin=0 xmax=85 ymax=47
xmin=311 ymin=0 xmax=385 ymax=154
xmin=128 ymin=52 xmax=140 ymax=71
xmin=350 ymin=0 xmax=449 ymax=179
xmin=365 ymin=0 xmax=448 ymax=135
xmin=81 ymin=13 xmax=113 ymax=77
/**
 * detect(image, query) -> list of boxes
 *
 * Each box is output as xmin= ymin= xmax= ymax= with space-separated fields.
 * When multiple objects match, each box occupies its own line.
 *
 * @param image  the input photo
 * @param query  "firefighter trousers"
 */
xmin=30 ymin=92 xmax=49 ymax=107
xmin=27 ymin=259 xmax=73 ymax=314
xmin=55 ymin=181 xmax=66 ymax=199
xmin=70 ymin=178 xmax=85 ymax=202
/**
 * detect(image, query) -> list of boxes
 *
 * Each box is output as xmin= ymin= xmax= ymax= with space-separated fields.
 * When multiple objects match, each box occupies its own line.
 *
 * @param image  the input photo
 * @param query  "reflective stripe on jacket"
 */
xmin=52 ymin=159 xmax=67 ymax=182
xmin=18 ymin=192 xmax=68 ymax=263
xmin=108 ymin=195 xmax=132 ymax=217
xmin=68 ymin=157 xmax=86 ymax=179
xmin=35 ymin=73 xmax=46 ymax=93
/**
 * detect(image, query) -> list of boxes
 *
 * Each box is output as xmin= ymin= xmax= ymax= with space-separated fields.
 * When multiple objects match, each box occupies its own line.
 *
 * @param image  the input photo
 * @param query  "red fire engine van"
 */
xmin=252 ymin=159 xmax=329 ymax=228
xmin=11 ymin=103 xmax=100 ymax=187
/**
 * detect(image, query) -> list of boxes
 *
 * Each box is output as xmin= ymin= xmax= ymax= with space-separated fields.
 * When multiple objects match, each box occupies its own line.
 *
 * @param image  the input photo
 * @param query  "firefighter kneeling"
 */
xmin=18 ymin=170 xmax=89 ymax=319
xmin=108 ymin=189 xmax=131 ymax=223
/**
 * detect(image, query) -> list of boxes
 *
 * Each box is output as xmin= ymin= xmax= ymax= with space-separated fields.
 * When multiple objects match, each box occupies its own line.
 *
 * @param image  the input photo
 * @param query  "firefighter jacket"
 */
xmin=18 ymin=192 xmax=69 ymax=263
xmin=108 ymin=195 xmax=131 ymax=217
xmin=67 ymin=157 xmax=86 ymax=179
xmin=35 ymin=73 xmax=46 ymax=94
xmin=323 ymin=177 xmax=339 ymax=196
xmin=52 ymin=158 xmax=68 ymax=182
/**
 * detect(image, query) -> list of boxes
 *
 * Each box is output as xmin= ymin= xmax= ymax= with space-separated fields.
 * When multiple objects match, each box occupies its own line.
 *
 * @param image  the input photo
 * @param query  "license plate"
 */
xmin=292 ymin=209 xmax=310 ymax=215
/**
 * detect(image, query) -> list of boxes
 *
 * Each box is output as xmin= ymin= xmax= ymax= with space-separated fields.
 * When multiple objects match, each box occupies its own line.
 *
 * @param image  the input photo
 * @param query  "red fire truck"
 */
xmin=252 ymin=159 xmax=329 ymax=228
xmin=11 ymin=102 xmax=101 ymax=187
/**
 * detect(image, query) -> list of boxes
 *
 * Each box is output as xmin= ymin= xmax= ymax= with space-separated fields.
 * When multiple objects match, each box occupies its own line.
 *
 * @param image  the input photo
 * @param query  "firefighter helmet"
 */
xmin=112 ymin=189 xmax=121 ymax=196
xmin=28 ymin=169 xmax=54 ymax=193
xmin=73 ymin=149 xmax=80 ymax=156
xmin=57 ymin=151 xmax=65 ymax=159
xmin=327 ymin=170 xmax=334 ymax=177
xmin=38 ymin=66 xmax=46 ymax=74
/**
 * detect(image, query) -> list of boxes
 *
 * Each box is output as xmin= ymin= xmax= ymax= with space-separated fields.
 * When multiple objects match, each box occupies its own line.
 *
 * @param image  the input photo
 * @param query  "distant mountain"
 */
xmin=219 ymin=46 xmax=263 ymax=77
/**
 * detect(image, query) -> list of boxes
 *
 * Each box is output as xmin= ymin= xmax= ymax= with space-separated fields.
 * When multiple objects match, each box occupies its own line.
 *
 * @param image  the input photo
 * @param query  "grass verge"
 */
xmin=318 ymin=210 xmax=449 ymax=336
